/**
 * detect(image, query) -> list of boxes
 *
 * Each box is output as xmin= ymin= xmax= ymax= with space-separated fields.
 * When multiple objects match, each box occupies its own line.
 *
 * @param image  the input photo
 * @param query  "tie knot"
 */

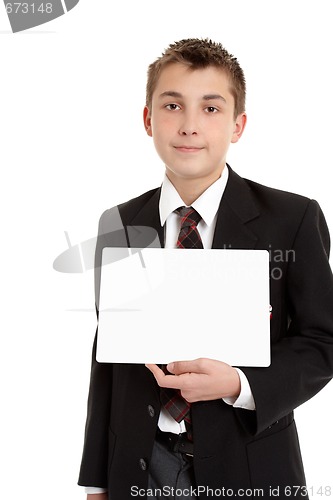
xmin=175 ymin=206 xmax=202 ymax=228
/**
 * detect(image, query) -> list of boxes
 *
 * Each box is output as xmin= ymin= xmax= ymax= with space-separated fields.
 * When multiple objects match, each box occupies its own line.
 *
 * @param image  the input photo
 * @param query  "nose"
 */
xmin=178 ymin=111 xmax=198 ymax=136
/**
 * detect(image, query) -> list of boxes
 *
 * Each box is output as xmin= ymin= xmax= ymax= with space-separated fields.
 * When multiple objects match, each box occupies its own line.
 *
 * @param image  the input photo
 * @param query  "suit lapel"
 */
xmin=212 ymin=167 xmax=260 ymax=250
xmin=128 ymin=187 xmax=165 ymax=248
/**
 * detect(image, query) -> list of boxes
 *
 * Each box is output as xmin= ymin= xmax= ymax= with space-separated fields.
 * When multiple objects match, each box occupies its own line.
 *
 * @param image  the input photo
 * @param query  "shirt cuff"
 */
xmin=84 ymin=486 xmax=108 ymax=494
xmin=223 ymin=368 xmax=256 ymax=410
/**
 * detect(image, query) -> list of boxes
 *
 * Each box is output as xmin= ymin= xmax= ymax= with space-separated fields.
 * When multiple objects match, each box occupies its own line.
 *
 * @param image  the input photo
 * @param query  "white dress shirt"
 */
xmin=85 ymin=166 xmax=255 ymax=495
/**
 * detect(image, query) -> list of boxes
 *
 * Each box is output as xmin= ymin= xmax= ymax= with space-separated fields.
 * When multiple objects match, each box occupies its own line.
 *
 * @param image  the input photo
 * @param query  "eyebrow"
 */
xmin=203 ymin=93 xmax=227 ymax=103
xmin=159 ymin=91 xmax=226 ymax=103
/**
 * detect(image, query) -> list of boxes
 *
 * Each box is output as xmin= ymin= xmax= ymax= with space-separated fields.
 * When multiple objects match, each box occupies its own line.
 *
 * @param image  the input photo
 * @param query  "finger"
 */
xmin=145 ymin=364 xmax=185 ymax=389
xmin=145 ymin=364 xmax=164 ymax=378
xmin=167 ymin=358 xmax=209 ymax=375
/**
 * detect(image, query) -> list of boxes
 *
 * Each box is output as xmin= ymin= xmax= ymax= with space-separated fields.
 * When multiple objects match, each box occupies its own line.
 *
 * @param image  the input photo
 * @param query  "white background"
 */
xmin=1 ymin=1 xmax=332 ymax=498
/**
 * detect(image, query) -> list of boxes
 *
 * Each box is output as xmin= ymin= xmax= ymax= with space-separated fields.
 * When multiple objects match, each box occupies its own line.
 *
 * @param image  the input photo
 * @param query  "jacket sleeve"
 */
xmin=239 ymin=199 xmax=333 ymax=435
xmin=78 ymin=211 xmax=114 ymax=488
xmin=78 ymin=331 xmax=113 ymax=487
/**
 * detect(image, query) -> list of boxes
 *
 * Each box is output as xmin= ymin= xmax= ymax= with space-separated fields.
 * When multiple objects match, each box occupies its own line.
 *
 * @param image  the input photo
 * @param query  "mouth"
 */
xmin=174 ymin=146 xmax=204 ymax=153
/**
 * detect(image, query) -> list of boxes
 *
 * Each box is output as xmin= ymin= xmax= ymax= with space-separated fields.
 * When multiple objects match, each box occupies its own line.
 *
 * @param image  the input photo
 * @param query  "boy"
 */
xmin=78 ymin=39 xmax=333 ymax=499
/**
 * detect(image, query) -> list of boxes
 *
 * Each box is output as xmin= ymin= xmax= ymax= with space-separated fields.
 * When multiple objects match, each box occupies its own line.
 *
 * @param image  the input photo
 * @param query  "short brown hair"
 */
xmin=146 ymin=38 xmax=246 ymax=119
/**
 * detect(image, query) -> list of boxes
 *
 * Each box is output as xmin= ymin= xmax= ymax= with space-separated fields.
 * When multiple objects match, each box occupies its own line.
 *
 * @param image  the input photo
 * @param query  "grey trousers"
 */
xmin=147 ymin=438 xmax=197 ymax=499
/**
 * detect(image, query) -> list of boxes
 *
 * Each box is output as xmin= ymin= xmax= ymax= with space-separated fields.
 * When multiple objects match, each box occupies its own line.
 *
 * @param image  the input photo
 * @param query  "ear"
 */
xmin=143 ymin=106 xmax=152 ymax=137
xmin=231 ymin=113 xmax=247 ymax=144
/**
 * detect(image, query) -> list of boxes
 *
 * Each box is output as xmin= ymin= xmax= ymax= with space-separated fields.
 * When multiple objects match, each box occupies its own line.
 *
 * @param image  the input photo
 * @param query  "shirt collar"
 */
xmin=159 ymin=165 xmax=229 ymax=227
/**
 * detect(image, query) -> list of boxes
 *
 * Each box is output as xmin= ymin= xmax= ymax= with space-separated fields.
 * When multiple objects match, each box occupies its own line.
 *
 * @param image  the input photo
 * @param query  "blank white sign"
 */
xmin=97 ymin=248 xmax=270 ymax=366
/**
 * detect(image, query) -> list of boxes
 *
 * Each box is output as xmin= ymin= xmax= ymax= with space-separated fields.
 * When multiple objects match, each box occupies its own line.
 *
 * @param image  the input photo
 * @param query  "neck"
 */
xmin=166 ymin=167 xmax=225 ymax=206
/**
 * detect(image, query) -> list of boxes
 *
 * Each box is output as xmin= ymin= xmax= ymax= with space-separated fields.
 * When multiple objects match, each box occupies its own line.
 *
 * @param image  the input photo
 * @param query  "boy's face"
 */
xmin=144 ymin=63 xmax=246 ymax=186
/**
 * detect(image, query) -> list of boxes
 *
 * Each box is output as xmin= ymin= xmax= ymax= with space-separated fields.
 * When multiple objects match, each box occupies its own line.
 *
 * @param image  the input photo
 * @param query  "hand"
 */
xmin=146 ymin=358 xmax=241 ymax=403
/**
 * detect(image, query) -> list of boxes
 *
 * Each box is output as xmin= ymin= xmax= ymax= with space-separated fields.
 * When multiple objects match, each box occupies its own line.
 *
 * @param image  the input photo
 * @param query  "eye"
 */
xmin=165 ymin=103 xmax=181 ymax=111
xmin=205 ymin=106 xmax=218 ymax=113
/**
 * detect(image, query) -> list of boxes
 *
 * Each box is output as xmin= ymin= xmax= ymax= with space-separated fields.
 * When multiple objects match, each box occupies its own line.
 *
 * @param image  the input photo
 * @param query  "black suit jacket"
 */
xmin=78 ymin=167 xmax=333 ymax=499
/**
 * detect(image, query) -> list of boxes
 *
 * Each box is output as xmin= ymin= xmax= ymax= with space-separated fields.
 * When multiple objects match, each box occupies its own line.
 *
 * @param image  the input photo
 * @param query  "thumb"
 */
xmin=167 ymin=359 xmax=202 ymax=375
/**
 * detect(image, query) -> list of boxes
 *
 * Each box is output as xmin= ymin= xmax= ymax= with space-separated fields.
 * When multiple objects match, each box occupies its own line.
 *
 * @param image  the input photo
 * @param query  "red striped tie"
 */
xmin=175 ymin=206 xmax=204 ymax=250
xmin=160 ymin=206 xmax=203 ymax=440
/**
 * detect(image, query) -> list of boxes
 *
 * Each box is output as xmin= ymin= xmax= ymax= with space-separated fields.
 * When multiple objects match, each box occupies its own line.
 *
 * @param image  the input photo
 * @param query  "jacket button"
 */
xmin=268 ymin=420 xmax=279 ymax=429
xmin=139 ymin=458 xmax=147 ymax=471
xmin=147 ymin=405 xmax=155 ymax=417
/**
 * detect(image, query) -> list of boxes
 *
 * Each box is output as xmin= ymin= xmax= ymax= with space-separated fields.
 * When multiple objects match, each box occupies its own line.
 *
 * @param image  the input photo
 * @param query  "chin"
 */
xmin=167 ymin=166 xmax=208 ymax=180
